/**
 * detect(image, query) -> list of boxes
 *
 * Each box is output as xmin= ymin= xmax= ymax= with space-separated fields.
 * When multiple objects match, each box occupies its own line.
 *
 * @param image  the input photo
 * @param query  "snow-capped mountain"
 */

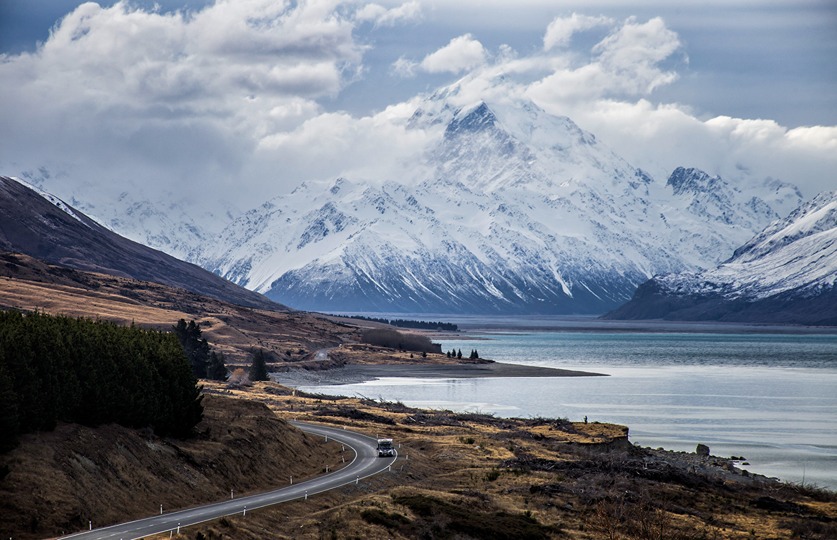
xmin=202 ymin=94 xmax=801 ymax=314
xmin=14 ymin=168 xmax=222 ymax=263
xmin=0 ymin=176 xmax=280 ymax=311
xmin=605 ymin=190 xmax=837 ymax=325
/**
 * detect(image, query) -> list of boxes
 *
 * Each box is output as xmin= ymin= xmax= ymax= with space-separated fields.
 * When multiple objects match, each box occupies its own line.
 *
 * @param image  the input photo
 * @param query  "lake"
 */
xmin=290 ymin=326 xmax=837 ymax=490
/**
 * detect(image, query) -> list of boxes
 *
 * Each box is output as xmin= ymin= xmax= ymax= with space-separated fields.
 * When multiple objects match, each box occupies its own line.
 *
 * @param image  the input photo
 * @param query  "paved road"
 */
xmin=60 ymin=422 xmax=397 ymax=540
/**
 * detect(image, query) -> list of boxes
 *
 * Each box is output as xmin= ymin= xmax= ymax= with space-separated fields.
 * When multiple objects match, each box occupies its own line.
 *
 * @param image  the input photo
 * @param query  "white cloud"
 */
xmin=527 ymin=16 xmax=682 ymax=105
xmin=543 ymin=13 xmax=613 ymax=51
xmin=419 ymin=34 xmax=487 ymax=74
xmin=356 ymin=1 xmax=421 ymax=26
xmin=1 ymin=1 xmax=833 ymax=236
xmin=546 ymin=99 xmax=837 ymax=199
xmin=0 ymin=0 xmax=367 ymax=208
xmin=391 ymin=56 xmax=419 ymax=78
xmin=256 ymin=100 xmax=435 ymax=185
xmin=593 ymin=16 xmax=682 ymax=93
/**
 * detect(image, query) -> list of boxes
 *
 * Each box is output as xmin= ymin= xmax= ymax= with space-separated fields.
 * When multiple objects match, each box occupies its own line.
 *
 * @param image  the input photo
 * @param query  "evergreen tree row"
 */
xmin=336 ymin=314 xmax=459 ymax=332
xmin=445 ymin=349 xmax=479 ymax=359
xmin=0 ymin=311 xmax=204 ymax=452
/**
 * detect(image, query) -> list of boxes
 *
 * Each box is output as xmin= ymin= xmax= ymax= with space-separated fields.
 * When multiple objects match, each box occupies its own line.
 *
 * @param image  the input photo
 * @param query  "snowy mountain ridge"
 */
xmin=656 ymin=190 xmax=837 ymax=300
xmin=605 ymin=190 xmax=837 ymax=324
xmin=201 ymin=94 xmax=802 ymax=314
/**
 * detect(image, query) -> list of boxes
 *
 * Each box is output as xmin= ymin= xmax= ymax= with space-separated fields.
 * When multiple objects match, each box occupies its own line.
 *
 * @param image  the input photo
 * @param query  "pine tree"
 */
xmin=207 ymin=351 xmax=229 ymax=381
xmin=457 ymin=349 xmax=462 ymax=359
xmin=249 ymin=349 xmax=270 ymax=381
xmin=0 ymin=359 xmax=20 ymax=452
xmin=173 ymin=319 xmax=210 ymax=379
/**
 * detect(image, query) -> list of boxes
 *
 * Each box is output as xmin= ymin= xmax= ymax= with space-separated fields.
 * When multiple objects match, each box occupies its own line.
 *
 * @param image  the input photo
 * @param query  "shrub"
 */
xmin=361 ymin=509 xmax=411 ymax=531
xmin=360 ymin=328 xmax=439 ymax=353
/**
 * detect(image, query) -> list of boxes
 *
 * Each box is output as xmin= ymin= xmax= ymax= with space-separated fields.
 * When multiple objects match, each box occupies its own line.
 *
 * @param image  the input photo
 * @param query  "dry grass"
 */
xmin=178 ymin=381 xmax=837 ymax=540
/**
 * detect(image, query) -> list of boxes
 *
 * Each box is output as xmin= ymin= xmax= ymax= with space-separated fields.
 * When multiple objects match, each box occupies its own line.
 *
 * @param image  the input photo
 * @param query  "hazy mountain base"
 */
xmin=604 ymin=278 xmax=837 ymax=326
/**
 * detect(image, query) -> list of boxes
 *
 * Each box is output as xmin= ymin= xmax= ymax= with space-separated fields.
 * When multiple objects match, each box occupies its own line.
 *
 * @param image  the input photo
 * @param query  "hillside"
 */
xmin=0 ymin=253 xmax=834 ymax=539
xmin=4 ymin=380 xmax=835 ymax=540
xmin=0 ymin=395 xmax=343 ymax=539
xmin=0 ymin=251 xmax=358 ymax=365
xmin=0 ymin=175 xmax=280 ymax=311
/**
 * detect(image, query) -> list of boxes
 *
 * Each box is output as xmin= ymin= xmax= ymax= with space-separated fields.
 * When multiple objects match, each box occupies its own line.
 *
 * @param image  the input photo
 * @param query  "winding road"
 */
xmin=60 ymin=422 xmax=397 ymax=540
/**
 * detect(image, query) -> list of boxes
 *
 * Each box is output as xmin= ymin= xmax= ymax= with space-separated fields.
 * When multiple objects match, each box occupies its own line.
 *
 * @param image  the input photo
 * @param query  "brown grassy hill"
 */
xmin=0 ymin=395 xmax=348 ymax=539
xmin=0 ymin=251 xmax=360 ymax=364
xmin=0 ymin=251 xmax=473 ymax=370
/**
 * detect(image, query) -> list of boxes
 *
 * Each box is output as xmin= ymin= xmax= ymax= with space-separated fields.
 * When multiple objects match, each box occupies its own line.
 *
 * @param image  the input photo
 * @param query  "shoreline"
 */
xmin=322 ymin=312 xmax=837 ymax=334
xmin=273 ymin=361 xmax=606 ymax=386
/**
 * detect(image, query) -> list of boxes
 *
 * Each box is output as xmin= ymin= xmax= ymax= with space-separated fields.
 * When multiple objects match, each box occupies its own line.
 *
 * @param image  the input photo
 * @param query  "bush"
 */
xmin=392 ymin=494 xmax=553 ymax=539
xmin=361 ymin=328 xmax=440 ymax=353
xmin=361 ymin=509 xmax=412 ymax=531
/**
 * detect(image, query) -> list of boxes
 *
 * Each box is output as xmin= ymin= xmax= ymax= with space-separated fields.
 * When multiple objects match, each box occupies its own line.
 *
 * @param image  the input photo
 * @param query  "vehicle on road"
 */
xmin=376 ymin=438 xmax=395 ymax=457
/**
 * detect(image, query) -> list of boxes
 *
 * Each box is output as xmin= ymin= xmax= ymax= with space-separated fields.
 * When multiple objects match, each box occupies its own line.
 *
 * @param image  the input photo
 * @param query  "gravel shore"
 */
xmin=273 ymin=361 xmax=606 ymax=386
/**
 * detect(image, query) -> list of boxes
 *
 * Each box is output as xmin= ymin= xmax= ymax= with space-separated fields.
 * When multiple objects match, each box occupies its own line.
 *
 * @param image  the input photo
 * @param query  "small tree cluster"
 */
xmin=249 ymin=349 xmax=270 ymax=381
xmin=173 ymin=319 xmax=227 ymax=381
xmin=446 ymin=349 xmax=464 ymax=359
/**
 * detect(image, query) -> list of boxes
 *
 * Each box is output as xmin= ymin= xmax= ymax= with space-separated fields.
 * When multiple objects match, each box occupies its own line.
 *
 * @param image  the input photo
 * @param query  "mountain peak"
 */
xmin=666 ymin=167 xmax=722 ymax=196
xmin=444 ymin=102 xmax=497 ymax=137
xmin=731 ymin=189 xmax=837 ymax=262
xmin=606 ymin=190 xmax=837 ymax=325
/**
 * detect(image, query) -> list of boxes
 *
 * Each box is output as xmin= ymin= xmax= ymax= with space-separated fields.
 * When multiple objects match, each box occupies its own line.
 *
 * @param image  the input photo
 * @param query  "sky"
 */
xmin=1 ymin=0 xmax=835 ymax=217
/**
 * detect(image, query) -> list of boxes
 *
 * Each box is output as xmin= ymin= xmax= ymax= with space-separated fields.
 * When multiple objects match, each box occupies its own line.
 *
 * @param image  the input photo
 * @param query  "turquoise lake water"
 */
xmin=295 ymin=330 xmax=837 ymax=490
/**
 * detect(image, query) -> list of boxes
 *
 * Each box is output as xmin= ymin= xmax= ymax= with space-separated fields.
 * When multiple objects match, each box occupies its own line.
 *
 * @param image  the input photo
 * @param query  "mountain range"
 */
xmin=8 ymin=88 xmax=829 ymax=320
xmin=605 ymin=190 xmax=837 ymax=325
xmin=200 ymin=94 xmax=801 ymax=314
xmin=0 ymin=175 xmax=281 ymax=311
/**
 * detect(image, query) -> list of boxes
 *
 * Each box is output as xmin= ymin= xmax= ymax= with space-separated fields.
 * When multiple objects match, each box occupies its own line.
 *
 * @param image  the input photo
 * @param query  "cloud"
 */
xmin=527 ymin=16 xmax=682 ymax=104
xmin=543 ymin=13 xmax=613 ymax=51
xmin=0 ymin=0 xmax=368 ymax=209
xmin=391 ymin=56 xmax=419 ymax=78
xmin=547 ymin=99 xmax=837 ymax=199
xmin=255 ymin=99 xmax=435 ymax=186
xmin=1 ymin=1 xmax=833 ymax=241
xmin=419 ymin=34 xmax=487 ymax=74
xmin=355 ymin=1 xmax=421 ymax=27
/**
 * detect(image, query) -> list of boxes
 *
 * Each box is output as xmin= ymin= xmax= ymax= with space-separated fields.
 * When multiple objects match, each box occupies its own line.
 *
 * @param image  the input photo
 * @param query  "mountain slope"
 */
xmin=203 ymin=96 xmax=800 ymax=314
xmin=0 ymin=176 xmax=282 ymax=311
xmin=604 ymin=190 xmax=837 ymax=325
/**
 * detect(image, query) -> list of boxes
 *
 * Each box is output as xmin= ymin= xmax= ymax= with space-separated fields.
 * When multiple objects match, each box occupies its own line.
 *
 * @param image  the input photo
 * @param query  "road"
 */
xmin=60 ymin=422 xmax=397 ymax=540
